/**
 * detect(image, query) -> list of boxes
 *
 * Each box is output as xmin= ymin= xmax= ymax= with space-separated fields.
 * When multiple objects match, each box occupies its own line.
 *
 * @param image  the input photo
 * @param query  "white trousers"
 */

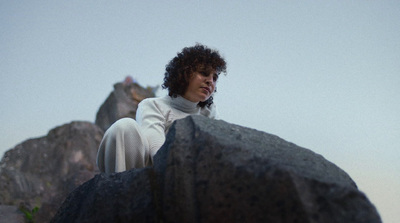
xmin=96 ymin=118 xmax=151 ymax=173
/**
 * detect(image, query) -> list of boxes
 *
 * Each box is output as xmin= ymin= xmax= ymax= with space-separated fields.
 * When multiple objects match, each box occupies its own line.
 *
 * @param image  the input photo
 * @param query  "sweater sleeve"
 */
xmin=136 ymin=99 xmax=166 ymax=157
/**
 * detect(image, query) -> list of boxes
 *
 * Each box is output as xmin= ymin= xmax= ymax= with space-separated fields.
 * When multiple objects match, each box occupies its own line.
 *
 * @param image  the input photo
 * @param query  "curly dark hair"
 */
xmin=162 ymin=44 xmax=227 ymax=108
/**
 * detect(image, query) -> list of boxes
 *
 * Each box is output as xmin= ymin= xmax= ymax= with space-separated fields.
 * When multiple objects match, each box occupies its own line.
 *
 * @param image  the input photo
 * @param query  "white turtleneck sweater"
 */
xmin=136 ymin=95 xmax=218 ymax=157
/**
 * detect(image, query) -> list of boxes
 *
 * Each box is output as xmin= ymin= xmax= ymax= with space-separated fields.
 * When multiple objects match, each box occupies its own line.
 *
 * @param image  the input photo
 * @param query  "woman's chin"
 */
xmin=200 ymin=97 xmax=210 ymax=102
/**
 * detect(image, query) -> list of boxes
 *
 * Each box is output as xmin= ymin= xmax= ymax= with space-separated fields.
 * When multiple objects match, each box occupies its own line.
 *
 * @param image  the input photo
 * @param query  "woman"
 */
xmin=97 ymin=44 xmax=227 ymax=173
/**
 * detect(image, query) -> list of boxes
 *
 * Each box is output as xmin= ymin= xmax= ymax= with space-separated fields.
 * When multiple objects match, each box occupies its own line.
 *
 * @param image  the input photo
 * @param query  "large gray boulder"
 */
xmin=51 ymin=115 xmax=381 ymax=223
xmin=0 ymin=121 xmax=103 ymax=223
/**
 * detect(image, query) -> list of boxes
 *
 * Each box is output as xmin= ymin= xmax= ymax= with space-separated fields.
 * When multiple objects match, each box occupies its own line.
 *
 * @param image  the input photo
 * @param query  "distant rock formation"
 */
xmin=51 ymin=116 xmax=381 ymax=223
xmin=95 ymin=79 xmax=156 ymax=132
xmin=0 ymin=121 xmax=103 ymax=223
xmin=0 ymin=80 xmax=156 ymax=222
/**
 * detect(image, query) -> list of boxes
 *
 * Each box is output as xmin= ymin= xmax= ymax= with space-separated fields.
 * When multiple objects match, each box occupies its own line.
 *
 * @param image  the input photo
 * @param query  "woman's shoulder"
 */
xmin=139 ymin=95 xmax=171 ymax=109
xmin=136 ymin=96 xmax=172 ymax=121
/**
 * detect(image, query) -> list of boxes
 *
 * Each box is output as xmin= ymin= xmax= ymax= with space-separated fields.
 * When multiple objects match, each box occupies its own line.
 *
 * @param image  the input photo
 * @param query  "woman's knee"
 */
xmin=107 ymin=118 xmax=139 ymax=135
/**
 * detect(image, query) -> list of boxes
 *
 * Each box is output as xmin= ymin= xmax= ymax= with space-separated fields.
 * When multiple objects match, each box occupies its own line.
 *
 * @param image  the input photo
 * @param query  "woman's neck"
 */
xmin=170 ymin=95 xmax=199 ymax=113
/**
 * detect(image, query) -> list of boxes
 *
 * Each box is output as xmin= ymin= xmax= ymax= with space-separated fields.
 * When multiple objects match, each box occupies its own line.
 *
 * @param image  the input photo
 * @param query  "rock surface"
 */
xmin=95 ymin=80 xmax=156 ymax=132
xmin=0 ymin=121 xmax=103 ymax=223
xmin=51 ymin=115 xmax=381 ymax=223
xmin=0 ymin=205 xmax=25 ymax=223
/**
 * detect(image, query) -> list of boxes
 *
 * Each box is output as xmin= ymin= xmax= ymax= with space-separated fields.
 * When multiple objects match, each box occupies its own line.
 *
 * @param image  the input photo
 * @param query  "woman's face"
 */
xmin=183 ymin=71 xmax=217 ymax=103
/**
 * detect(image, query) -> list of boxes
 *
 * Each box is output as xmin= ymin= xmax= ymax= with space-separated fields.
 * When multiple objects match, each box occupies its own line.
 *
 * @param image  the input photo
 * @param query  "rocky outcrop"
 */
xmin=95 ymin=78 xmax=156 ymax=132
xmin=0 ymin=121 xmax=103 ymax=223
xmin=51 ymin=115 xmax=381 ymax=223
xmin=0 ymin=80 xmax=155 ymax=222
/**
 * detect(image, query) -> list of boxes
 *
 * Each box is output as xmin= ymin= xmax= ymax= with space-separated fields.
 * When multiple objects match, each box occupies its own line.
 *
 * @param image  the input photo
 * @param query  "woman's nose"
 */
xmin=205 ymin=75 xmax=213 ymax=84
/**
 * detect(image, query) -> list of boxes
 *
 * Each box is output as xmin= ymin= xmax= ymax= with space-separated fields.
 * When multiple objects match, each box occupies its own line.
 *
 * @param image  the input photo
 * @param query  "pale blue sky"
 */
xmin=1 ymin=1 xmax=399 ymax=222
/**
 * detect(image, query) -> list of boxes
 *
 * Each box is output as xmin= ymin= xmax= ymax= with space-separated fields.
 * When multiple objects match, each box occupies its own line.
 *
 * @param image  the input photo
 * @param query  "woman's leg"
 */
xmin=96 ymin=118 xmax=150 ymax=173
